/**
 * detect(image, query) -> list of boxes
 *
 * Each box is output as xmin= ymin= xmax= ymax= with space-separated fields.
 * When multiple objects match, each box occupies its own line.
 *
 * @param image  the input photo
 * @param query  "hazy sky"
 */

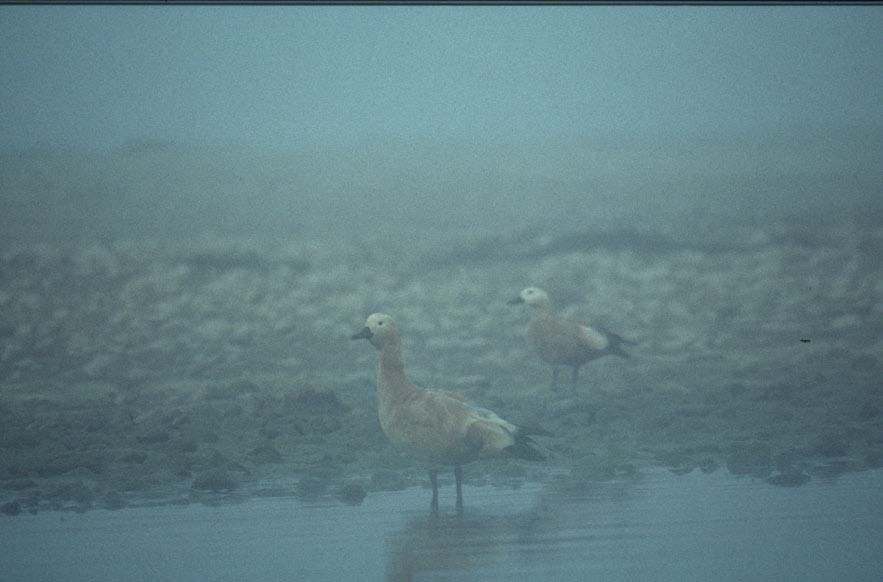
xmin=2 ymin=5 xmax=881 ymax=153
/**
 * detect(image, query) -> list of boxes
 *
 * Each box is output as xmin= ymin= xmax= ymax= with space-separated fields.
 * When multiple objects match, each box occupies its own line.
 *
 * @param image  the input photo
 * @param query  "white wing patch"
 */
xmin=465 ymin=405 xmax=518 ymax=456
xmin=580 ymin=324 xmax=609 ymax=350
xmin=468 ymin=405 xmax=517 ymax=435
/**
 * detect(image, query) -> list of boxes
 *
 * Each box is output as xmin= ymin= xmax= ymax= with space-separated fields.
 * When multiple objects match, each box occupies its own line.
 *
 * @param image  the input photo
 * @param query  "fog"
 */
xmin=2 ymin=7 xmax=883 ymax=579
xmin=2 ymin=6 xmax=881 ymax=244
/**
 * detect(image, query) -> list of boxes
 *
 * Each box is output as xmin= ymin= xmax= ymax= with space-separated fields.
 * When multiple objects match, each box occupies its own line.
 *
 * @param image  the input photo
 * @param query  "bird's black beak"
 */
xmin=351 ymin=326 xmax=373 ymax=340
xmin=507 ymin=296 xmax=524 ymax=305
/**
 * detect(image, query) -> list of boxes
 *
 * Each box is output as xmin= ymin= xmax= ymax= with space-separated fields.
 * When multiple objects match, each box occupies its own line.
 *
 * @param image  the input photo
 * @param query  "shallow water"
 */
xmin=2 ymin=468 xmax=881 ymax=582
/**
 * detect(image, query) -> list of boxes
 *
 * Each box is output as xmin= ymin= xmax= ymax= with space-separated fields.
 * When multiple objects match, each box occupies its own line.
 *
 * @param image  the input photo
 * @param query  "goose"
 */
xmin=508 ymin=287 xmax=634 ymax=388
xmin=351 ymin=313 xmax=546 ymax=512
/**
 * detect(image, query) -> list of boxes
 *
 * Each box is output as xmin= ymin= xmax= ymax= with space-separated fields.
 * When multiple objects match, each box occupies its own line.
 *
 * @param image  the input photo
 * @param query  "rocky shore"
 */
xmin=2 ymin=218 xmax=882 ymax=514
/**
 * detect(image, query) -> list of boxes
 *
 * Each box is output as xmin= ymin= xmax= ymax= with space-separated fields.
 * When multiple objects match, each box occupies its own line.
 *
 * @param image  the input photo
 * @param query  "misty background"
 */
xmin=3 ymin=9 xmax=883 ymax=573
xmin=1 ymin=5 xmax=881 ymax=246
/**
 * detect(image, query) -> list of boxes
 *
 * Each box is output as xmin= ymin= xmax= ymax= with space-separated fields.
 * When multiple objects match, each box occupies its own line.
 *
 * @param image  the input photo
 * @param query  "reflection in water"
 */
xmin=386 ymin=511 xmax=529 ymax=581
xmin=383 ymin=469 xmax=883 ymax=582
xmin=1 ymin=469 xmax=881 ymax=582
xmin=384 ymin=477 xmax=644 ymax=581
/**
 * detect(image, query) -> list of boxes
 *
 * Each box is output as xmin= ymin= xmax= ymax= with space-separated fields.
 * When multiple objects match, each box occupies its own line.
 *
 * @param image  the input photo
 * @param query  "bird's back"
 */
xmin=528 ymin=312 xmax=605 ymax=367
xmin=378 ymin=379 xmax=476 ymax=462
xmin=380 ymin=381 xmax=525 ymax=465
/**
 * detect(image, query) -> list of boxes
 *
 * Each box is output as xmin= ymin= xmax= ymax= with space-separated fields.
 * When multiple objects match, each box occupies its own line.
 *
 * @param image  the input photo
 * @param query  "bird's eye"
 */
xmin=378 ymin=321 xmax=384 ymax=326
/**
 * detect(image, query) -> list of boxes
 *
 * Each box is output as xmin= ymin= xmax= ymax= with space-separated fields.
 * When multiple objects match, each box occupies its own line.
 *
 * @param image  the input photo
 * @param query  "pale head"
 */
xmin=351 ymin=312 xmax=399 ymax=349
xmin=509 ymin=287 xmax=551 ymax=310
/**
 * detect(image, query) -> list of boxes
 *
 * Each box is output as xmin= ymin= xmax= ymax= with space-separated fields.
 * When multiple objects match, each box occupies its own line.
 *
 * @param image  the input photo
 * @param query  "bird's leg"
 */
xmin=571 ymin=366 xmax=580 ymax=388
xmin=454 ymin=464 xmax=464 ymax=513
xmin=551 ymin=367 xmax=560 ymax=390
xmin=429 ymin=469 xmax=439 ymax=513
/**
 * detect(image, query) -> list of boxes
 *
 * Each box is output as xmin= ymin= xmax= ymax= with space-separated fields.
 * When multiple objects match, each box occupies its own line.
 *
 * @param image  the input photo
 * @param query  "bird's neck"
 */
xmin=377 ymin=340 xmax=416 ymax=399
xmin=532 ymin=305 xmax=554 ymax=318
xmin=379 ymin=339 xmax=405 ymax=372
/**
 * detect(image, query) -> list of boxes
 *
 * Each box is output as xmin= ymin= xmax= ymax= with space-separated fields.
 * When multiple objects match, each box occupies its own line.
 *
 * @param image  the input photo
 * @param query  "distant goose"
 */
xmin=508 ymin=287 xmax=634 ymax=388
xmin=351 ymin=313 xmax=547 ymax=512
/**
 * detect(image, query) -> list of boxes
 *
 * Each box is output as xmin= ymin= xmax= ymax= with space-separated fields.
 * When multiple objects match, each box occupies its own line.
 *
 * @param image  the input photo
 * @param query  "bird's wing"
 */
xmin=577 ymin=322 xmax=610 ymax=350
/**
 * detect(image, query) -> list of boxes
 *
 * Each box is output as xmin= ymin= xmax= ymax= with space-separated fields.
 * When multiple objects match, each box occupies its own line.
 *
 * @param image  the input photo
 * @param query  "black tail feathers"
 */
xmin=599 ymin=327 xmax=636 ymax=359
xmin=505 ymin=429 xmax=547 ymax=462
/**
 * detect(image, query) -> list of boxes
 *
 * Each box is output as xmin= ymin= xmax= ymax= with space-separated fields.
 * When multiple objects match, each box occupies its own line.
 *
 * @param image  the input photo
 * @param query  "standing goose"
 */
xmin=351 ymin=313 xmax=546 ymax=512
xmin=508 ymin=287 xmax=634 ymax=388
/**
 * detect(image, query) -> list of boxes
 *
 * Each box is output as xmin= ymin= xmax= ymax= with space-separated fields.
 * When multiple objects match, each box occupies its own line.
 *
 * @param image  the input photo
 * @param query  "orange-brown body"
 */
xmin=352 ymin=313 xmax=545 ymax=511
xmin=510 ymin=287 xmax=632 ymax=387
